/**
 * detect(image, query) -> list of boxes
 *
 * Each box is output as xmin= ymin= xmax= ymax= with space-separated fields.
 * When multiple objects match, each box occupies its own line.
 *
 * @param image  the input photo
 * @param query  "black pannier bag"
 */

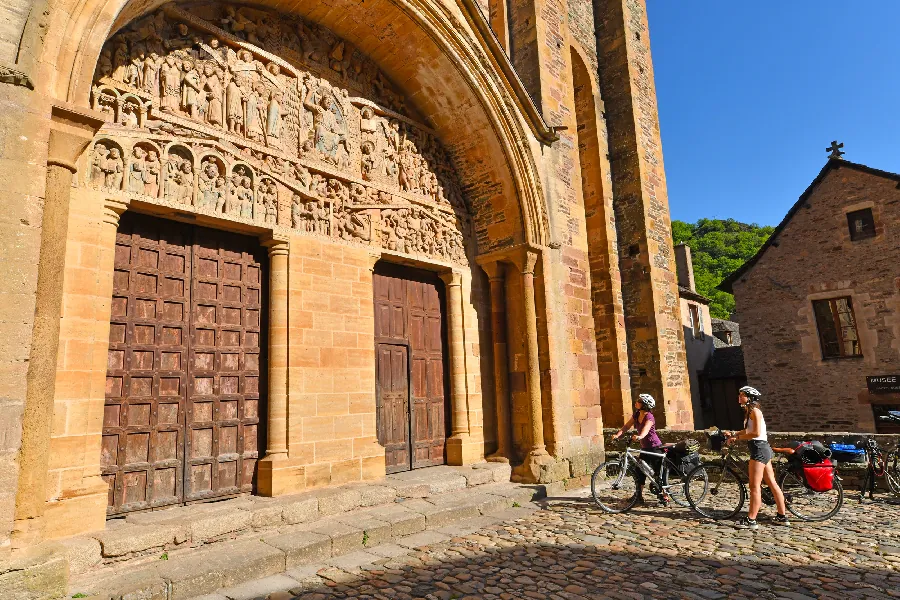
xmin=669 ymin=439 xmax=701 ymax=476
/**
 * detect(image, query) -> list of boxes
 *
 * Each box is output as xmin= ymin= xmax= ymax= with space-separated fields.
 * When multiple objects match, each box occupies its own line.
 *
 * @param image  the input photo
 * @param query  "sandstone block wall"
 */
xmin=734 ymin=164 xmax=900 ymax=432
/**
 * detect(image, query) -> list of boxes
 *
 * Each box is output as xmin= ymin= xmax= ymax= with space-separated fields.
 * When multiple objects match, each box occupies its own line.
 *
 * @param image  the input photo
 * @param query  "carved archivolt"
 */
xmin=84 ymin=1 xmax=471 ymax=265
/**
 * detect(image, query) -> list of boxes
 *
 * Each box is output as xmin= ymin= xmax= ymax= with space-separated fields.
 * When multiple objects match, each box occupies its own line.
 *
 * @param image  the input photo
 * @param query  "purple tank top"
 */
xmin=634 ymin=411 xmax=662 ymax=449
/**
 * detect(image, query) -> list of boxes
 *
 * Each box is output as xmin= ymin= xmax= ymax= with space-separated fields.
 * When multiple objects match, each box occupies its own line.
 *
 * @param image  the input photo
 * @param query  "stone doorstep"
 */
xmin=74 ymin=462 xmax=513 ymax=567
xmin=69 ymin=478 xmax=545 ymax=600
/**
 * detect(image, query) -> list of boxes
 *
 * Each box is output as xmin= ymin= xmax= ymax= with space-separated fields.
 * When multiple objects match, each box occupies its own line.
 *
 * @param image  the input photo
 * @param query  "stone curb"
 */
xmin=68 ymin=471 xmax=549 ymax=599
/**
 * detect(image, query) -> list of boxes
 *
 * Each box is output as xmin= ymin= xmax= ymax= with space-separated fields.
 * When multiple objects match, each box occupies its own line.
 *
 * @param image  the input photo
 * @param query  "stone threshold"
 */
xmin=63 ymin=463 xmax=562 ymax=600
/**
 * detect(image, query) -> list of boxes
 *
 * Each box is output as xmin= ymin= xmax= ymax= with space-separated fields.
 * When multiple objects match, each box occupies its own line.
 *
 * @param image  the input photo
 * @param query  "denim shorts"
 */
xmin=747 ymin=440 xmax=773 ymax=465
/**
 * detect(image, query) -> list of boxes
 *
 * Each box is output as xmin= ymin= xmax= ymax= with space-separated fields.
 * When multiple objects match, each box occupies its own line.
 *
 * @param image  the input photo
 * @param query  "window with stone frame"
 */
xmin=846 ymin=208 xmax=876 ymax=241
xmin=812 ymin=297 xmax=862 ymax=359
xmin=689 ymin=304 xmax=703 ymax=339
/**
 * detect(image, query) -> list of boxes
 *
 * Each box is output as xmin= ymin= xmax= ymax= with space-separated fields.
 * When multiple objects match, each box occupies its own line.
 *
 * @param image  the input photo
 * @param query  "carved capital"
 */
xmin=479 ymin=260 xmax=505 ymax=282
xmin=364 ymin=251 xmax=382 ymax=272
xmin=439 ymin=270 xmax=462 ymax=288
xmin=48 ymin=103 xmax=106 ymax=173
xmin=507 ymin=247 xmax=540 ymax=276
xmin=261 ymin=233 xmax=290 ymax=257
xmin=102 ymin=198 xmax=130 ymax=227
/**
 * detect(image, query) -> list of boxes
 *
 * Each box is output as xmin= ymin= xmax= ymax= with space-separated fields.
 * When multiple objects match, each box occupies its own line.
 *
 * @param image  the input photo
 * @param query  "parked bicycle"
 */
xmin=591 ymin=436 xmax=708 ymax=513
xmin=685 ymin=429 xmax=843 ymax=522
xmin=856 ymin=413 xmax=900 ymax=501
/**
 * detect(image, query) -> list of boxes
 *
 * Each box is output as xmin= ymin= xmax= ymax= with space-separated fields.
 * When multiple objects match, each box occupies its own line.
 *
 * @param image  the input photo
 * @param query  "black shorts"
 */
xmin=747 ymin=440 xmax=773 ymax=465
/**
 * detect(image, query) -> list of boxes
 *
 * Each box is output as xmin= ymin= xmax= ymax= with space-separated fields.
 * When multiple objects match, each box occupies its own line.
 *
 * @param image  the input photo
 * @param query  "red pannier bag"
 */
xmin=802 ymin=459 xmax=834 ymax=492
xmin=793 ymin=441 xmax=834 ymax=492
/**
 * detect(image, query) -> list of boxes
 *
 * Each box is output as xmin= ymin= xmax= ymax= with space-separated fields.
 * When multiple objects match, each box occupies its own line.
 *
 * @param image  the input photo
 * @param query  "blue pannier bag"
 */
xmin=828 ymin=443 xmax=867 ymax=464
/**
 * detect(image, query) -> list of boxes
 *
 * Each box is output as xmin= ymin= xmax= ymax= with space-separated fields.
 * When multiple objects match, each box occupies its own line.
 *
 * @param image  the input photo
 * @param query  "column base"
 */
xmin=485 ymin=453 xmax=510 ymax=464
xmin=257 ymin=455 xmax=307 ymax=497
xmin=446 ymin=433 xmax=484 ymax=465
xmin=511 ymin=449 xmax=567 ymax=484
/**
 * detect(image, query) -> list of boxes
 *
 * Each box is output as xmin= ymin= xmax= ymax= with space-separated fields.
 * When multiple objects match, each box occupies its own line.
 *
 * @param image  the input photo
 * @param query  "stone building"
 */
xmin=721 ymin=157 xmax=900 ymax=433
xmin=0 ymin=0 xmax=691 ymax=555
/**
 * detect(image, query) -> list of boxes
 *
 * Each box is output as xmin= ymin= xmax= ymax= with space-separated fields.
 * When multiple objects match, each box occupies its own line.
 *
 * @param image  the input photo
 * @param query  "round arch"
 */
xmin=34 ymin=0 xmax=551 ymax=251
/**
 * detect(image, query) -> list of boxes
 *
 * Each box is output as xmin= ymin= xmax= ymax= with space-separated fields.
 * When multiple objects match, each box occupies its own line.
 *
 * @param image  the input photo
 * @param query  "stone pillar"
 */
xmin=12 ymin=104 xmax=104 ymax=548
xmin=595 ymin=0 xmax=693 ymax=429
xmin=440 ymin=271 xmax=481 ymax=464
xmin=481 ymin=261 xmax=513 ymax=463
xmin=511 ymin=249 xmax=554 ymax=482
xmin=258 ymin=235 xmax=290 ymax=493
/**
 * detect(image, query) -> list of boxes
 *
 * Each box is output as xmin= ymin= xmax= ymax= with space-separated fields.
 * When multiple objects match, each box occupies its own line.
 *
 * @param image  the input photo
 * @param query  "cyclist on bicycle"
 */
xmin=726 ymin=385 xmax=790 ymax=529
xmin=611 ymin=393 xmax=668 ymax=506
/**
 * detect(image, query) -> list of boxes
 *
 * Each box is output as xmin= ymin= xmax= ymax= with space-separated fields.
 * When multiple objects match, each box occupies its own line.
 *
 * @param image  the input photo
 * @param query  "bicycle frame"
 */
xmin=708 ymin=442 xmax=785 ymax=504
xmin=615 ymin=444 xmax=680 ymax=496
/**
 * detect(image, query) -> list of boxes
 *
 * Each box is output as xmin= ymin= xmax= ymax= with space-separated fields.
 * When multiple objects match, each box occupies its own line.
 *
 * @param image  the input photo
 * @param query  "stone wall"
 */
xmin=733 ymin=164 xmax=900 ymax=432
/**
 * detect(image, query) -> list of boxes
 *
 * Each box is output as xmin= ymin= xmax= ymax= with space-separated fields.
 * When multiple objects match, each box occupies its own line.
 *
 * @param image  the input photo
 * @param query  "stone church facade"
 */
xmin=0 ymin=0 xmax=690 ymax=552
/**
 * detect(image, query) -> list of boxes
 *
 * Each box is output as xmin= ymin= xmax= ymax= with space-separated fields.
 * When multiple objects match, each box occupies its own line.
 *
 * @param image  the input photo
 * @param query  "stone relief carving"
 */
xmin=85 ymin=1 xmax=471 ymax=265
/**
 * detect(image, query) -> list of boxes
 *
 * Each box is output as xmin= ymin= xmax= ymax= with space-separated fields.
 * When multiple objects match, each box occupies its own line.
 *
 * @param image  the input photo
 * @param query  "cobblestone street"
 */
xmin=219 ymin=489 xmax=900 ymax=600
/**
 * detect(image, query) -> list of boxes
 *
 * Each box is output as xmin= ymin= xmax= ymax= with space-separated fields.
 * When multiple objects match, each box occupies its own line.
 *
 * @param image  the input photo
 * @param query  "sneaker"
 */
xmin=657 ymin=495 xmax=670 ymax=507
xmin=735 ymin=517 xmax=759 ymax=530
xmin=634 ymin=495 xmax=646 ymax=506
xmin=771 ymin=513 xmax=791 ymax=527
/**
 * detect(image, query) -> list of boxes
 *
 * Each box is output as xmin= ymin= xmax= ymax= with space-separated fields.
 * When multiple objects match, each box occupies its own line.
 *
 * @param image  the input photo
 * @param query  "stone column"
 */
xmin=512 ymin=248 xmax=554 ymax=482
xmin=481 ymin=261 xmax=512 ymax=463
xmin=12 ymin=103 xmax=104 ymax=548
xmin=439 ymin=271 xmax=469 ymax=438
xmin=262 ymin=235 xmax=290 ymax=460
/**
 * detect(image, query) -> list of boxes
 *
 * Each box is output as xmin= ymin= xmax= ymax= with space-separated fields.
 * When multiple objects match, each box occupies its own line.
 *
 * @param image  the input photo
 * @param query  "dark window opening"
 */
xmin=847 ymin=208 xmax=876 ymax=241
xmin=873 ymin=405 xmax=900 ymax=434
xmin=813 ymin=297 xmax=862 ymax=359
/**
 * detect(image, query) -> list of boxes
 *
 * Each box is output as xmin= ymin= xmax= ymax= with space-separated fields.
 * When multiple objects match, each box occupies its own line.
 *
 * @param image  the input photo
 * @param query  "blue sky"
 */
xmin=647 ymin=1 xmax=900 ymax=226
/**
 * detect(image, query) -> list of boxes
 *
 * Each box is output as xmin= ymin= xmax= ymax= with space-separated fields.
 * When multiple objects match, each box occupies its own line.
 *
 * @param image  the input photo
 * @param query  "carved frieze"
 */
xmin=84 ymin=1 xmax=471 ymax=265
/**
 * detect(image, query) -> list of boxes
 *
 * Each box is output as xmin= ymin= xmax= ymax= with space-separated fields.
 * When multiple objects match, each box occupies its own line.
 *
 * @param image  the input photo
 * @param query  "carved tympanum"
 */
xmin=85 ymin=1 xmax=471 ymax=265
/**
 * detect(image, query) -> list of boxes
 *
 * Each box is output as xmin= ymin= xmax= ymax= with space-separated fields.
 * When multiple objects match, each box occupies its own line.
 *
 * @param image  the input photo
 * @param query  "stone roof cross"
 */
xmin=826 ymin=140 xmax=845 ymax=160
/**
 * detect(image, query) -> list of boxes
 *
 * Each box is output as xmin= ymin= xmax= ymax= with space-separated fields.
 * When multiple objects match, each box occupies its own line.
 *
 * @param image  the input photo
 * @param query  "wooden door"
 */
xmin=373 ymin=266 xmax=448 ymax=473
xmin=376 ymin=344 xmax=410 ymax=473
xmin=185 ymin=227 xmax=263 ymax=502
xmin=102 ymin=213 xmax=264 ymax=515
xmin=407 ymin=280 xmax=447 ymax=468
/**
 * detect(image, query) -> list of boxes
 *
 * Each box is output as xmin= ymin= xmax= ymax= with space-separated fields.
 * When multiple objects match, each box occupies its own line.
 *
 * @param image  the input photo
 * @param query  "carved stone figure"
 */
xmin=361 ymin=141 xmax=376 ymax=181
xmin=338 ymin=210 xmax=370 ymax=242
xmin=238 ymin=177 xmax=254 ymax=218
xmin=303 ymin=84 xmax=345 ymax=163
xmin=160 ymin=56 xmax=181 ymax=112
xmin=179 ymin=161 xmax=194 ymax=204
xmin=226 ymin=174 xmax=242 ymax=215
xmin=144 ymin=150 xmax=161 ymax=197
xmin=128 ymin=146 xmax=146 ymax=193
xmin=91 ymin=143 xmax=109 ymax=187
xmin=124 ymin=55 xmax=143 ymax=88
xmin=112 ymin=43 xmax=129 ymax=82
xmin=244 ymin=83 xmax=265 ymax=142
xmin=226 ymin=75 xmax=244 ymax=134
xmin=181 ymin=60 xmax=204 ymax=120
xmin=199 ymin=158 xmax=222 ymax=209
xmin=101 ymin=147 xmax=124 ymax=190
xmin=267 ymin=90 xmax=282 ymax=143
xmin=203 ymin=64 xmax=224 ymax=126
xmin=142 ymin=53 xmax=161 ymax=94
xmin=164 ymin=156 xmax=182 ymax=200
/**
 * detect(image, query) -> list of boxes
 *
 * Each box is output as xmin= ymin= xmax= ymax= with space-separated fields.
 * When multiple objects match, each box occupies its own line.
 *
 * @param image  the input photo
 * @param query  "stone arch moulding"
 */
xmin=36 ymin=0 xmax=552 ymax=252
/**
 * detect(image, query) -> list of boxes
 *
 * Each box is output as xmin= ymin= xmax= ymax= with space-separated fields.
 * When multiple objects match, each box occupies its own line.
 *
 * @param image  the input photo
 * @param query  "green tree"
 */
xmin=671 ymin=218 xmax=774 ymax=319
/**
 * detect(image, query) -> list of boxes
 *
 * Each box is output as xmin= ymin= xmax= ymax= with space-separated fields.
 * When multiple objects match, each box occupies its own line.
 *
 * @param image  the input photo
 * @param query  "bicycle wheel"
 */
xmin=667 ymin=465 xmax=708 ymax=508
xmin=591 ymin=461 xmax=639 ymax=513
xmin=686 ymin=462 xmax=745 ymax=520
xmin=885 ymin=449 xmax=900 ymax=496
xmin=779 ymin=469 xmax=843 ymax=521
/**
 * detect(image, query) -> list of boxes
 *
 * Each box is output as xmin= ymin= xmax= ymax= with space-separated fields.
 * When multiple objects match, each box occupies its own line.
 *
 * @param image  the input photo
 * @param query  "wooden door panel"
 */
xmin=103 ymin=213 xmax=191 ymax=515
xmin=185 ymin=227 xmax=263 ymax=502
xmin=376 ymin=344 xmax=409 ymax=473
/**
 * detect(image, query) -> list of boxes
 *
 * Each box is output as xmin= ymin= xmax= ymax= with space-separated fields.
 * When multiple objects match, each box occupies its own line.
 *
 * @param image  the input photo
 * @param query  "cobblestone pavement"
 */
xmin=217 ymin=489 xmax=900 ymax=600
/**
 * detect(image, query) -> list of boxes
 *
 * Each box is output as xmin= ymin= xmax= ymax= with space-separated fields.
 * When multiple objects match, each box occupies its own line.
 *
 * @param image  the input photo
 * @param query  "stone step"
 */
xmin=66 ymin=464 xmax=551 ymax=600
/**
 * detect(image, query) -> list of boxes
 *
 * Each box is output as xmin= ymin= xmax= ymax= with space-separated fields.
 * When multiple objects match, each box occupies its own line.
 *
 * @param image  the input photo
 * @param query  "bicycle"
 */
xmin=591 ymin=436 xmax=709 ymax=513
xmin=856 ymin=417 xmax=900 ymax=501
xmin=684 ymin=430 xmax=843 ymax=522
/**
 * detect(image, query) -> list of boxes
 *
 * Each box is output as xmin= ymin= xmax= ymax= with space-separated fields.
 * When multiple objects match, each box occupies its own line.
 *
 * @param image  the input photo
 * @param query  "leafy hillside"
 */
xmin=672 ymin=219 xmax=775 ymax=319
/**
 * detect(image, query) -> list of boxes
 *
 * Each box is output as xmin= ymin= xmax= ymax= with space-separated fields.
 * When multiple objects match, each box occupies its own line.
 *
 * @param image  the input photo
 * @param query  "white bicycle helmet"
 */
xmin=739 ymin=385 xmax=761 ymax=399
xmin=638 ymin=393 xmax=656 ymax=410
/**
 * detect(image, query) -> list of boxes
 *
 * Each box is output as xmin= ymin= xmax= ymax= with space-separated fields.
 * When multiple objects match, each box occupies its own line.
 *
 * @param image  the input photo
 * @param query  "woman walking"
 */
xmin=727 ymin=386 xmax=790 ymax=529
xmin=612 ymin=394 xmax=668 ymax=506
